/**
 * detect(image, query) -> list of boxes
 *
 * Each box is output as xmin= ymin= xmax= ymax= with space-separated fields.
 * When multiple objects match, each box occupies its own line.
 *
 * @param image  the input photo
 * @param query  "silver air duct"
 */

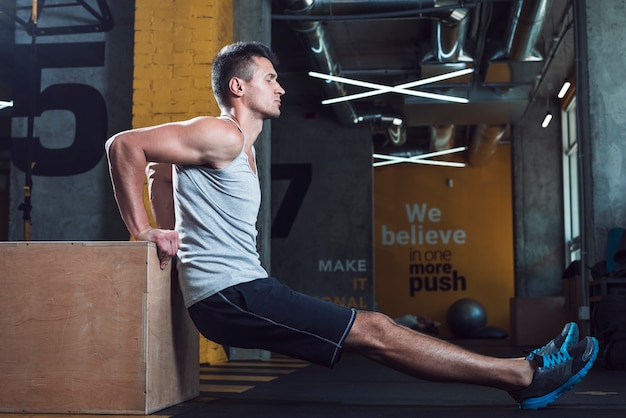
xmin=281 ymin=0 xmax=460 ymax=134
xmin=471 ymin=0 xmax=552 ymax=167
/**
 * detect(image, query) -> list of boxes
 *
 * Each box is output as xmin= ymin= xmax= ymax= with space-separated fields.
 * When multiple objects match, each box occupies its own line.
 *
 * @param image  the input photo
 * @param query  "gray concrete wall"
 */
xmin=583 ymin=0 xmax=626 ymax=262
xmin=512 ymin=0 xmax=626 ymax=298
xmin=233 ymin=0 xmax=273 ymax=273
xmin=230 ymin=0 xmax=273 ymax=362
xmin=513 ymin=98 xmax=565 ymax=297
xmin=235 ymin=0 xmax=375 ymax=309
xmin=7 ymin=0 xmax=133 ymax=241
xmin=271 ymin=104 xmax=375 ymax=310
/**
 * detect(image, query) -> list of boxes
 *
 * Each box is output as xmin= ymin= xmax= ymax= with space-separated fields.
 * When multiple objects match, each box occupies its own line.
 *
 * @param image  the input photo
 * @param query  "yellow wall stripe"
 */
xmin=132 ymin=0 xmax=234 ymax=365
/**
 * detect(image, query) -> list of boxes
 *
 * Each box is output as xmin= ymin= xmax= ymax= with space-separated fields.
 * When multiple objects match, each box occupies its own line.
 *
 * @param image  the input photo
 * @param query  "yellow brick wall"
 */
xmin=133 ymin=0 xmax=233 ymax=365
xmin=133 ymin=0 xmax=233 ymax=127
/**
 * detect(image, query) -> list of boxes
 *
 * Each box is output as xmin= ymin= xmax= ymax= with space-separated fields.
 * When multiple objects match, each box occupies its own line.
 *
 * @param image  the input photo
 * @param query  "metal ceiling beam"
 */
xmin=0 ymin=0 xmax=113 ymax=36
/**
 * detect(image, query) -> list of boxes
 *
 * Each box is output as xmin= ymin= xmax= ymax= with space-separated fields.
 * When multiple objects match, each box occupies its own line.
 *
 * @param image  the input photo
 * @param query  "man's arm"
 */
xmin=105 ymin=116 xmax=243 ymax=268
xmin=146 ymin=162 xmax=175 ymax=230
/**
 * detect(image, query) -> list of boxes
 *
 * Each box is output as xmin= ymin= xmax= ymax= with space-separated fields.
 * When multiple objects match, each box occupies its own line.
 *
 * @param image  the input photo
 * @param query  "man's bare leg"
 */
xmin=343 ymin=310 xmax=534 ymax=391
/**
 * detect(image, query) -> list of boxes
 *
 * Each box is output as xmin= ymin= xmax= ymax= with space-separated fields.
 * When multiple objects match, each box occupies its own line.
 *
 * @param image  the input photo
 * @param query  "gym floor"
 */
xmin=156 ymin=339 xmax=625 ymax=418
xmin=1 ymin=339 xmax=623 ymax=418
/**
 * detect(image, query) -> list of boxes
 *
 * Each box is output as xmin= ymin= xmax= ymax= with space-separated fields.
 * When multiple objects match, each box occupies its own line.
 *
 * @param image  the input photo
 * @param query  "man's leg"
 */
xmin=342 ymin=310 xmax=533 ymax=391
xmin=343 ymin=311 xmax=598 ymax=410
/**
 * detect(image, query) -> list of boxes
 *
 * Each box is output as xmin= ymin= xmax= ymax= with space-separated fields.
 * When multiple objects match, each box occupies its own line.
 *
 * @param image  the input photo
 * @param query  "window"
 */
xmin=562 ymin=97 xmax=579 ymax=265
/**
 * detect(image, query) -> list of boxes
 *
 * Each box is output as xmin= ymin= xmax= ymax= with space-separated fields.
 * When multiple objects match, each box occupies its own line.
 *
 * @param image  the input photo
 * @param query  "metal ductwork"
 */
xmin=415 ymin=0 xmax=551 ymax=167
xmin=279 ymin=0 xmax=552 ymax=165
xmin=469 ymin=122 xmax=508 ymax=167
xmin=434 ymin=9 xmax=471 ymax=62
xmin=281 ymin=0 xmax=468 ymax=139
xmin=468 ymin=124 xmax=507 ymax=167
xmin=499 ymin=0 xmax=552 ymax=61
xmin=282 ymin=0 xmax=438 ymax=15
xmin=431 ymin=125 xmax=455 ymax=151
xmin=485 ymin=0 xmax=553 ymax=86
xmin=421 ymin=6 xmax=472 ymax=153
xmin=283 ymin=0 xmax=358 ymax=125
xmin=471 ymin=0 xmax=552 ymax=167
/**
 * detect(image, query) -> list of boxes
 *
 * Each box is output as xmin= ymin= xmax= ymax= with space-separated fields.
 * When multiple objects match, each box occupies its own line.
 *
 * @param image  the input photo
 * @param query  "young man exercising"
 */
xmin=106 ymin=41 xmax=598 ymax=410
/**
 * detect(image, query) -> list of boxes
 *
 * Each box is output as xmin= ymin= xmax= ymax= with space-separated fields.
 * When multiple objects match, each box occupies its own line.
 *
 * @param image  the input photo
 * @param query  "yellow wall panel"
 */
xmin=133 ymin=0 xmax=233 ymax=364
xmin=374 ymin=145 xmax=515 ymax=337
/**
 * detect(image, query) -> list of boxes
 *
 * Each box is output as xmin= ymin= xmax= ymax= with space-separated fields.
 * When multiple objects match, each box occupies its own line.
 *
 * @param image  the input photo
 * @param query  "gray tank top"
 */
xmin=173 ymin=118 xmax=268 ymax=307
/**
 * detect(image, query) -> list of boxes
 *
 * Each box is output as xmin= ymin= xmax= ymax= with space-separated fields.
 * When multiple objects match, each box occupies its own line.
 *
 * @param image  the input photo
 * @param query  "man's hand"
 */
xmin=136 ymin=227 xmax=181 ymax=269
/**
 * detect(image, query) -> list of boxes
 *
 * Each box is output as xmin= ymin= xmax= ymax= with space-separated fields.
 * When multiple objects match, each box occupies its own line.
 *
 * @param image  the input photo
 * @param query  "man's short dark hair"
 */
xmin=211 ymin=42 xmax=278 ymax=107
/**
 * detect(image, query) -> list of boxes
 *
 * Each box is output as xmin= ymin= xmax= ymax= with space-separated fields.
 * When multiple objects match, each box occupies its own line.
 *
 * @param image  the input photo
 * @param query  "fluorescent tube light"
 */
xmin=541 ymin=112 xmax=553 ymax=128
xmin=309 ymin=68 xmax=473 ymax=104
xmin=373 ymin=146 xmax=467 ymax=168
xmin=557 ymin=81 xmax=571 ymax=99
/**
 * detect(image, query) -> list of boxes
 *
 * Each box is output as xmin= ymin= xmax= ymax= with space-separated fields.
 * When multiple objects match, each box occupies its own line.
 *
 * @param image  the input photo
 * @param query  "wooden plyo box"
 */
xmin=0 ymin=241 xmax=199 ymax=414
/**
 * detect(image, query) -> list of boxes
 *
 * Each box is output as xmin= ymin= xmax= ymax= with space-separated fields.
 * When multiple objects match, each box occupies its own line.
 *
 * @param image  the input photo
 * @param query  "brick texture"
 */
xmin=132 ymin=0 xmax=233 ymax=127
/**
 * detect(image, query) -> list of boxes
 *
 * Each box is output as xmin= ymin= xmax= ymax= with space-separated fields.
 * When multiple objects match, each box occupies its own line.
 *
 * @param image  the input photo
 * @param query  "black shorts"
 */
xmin=188 ymin=277 xmax=356 ymax=368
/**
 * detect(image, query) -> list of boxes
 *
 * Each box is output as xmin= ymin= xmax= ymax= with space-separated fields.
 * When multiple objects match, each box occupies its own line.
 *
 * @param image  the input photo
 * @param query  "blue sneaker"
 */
xmin=528 ymin=322 xmax=579 ymax=359
xmin=509 ymin=336 xmax=599 ymax=410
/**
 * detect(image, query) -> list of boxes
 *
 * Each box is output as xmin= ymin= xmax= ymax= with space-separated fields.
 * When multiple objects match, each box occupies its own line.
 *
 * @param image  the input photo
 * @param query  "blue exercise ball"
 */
xmin=446 ymin=298 xmax=487 ymax=338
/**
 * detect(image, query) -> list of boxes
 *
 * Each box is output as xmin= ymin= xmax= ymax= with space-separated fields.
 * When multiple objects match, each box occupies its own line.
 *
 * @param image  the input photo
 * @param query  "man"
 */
xmin=106 ymin=41 xmax=598 ymax=410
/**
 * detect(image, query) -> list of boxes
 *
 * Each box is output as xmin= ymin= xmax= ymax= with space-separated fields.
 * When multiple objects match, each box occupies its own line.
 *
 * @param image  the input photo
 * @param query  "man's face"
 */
xmin=243 ymin=56 xmax=286 ymax=119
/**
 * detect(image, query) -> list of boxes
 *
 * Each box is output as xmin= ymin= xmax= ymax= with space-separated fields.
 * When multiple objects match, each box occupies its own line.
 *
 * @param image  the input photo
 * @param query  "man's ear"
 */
xmin=229 ymin=77 xmax=244 ymax=98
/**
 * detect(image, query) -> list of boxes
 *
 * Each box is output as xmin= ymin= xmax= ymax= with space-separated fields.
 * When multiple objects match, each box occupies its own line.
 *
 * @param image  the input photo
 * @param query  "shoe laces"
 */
xmin=539 ymin=349 xmax=572 ymax=369
xmin=530 ymin=340 xmax=554 ymax=355
xmin=525 ymin=340 xmax=557 ymax=361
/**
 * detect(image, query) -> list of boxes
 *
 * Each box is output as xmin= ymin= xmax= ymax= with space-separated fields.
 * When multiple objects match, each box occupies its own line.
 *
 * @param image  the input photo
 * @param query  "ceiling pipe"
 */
xmin=494 ymin=0 xmax=552 ymax=61
xmin=278 ymin=0 xmax=443 ymax=19
xmin=279 ymin=0 xmax=549 ymax=160
xmin=430 ymin=125 xmax=455 ymax=151
xmin=283 ymin=0 xmax=358 ymax=126
xmin=423 ymin=7 xmax=472 ymax=152
xmin=471 ymin=0 xmax=552 ymax=167
xmin=468 ymin=124 xmax=507 ymax=167
xmin=357 ymin=114 xmax=407 ymax=146
xmin=280 ymin=0 xmax=468 ymax=137
xmin=434 ymin=8 xmax=472 ymax=62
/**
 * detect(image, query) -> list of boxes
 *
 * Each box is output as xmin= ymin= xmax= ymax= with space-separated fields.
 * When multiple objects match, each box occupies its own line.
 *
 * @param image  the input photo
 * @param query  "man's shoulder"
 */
xmin=183 ymin=116 xmax=242 ymax=142
xmin=182 ymin=116 xmax=244 ymax=167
